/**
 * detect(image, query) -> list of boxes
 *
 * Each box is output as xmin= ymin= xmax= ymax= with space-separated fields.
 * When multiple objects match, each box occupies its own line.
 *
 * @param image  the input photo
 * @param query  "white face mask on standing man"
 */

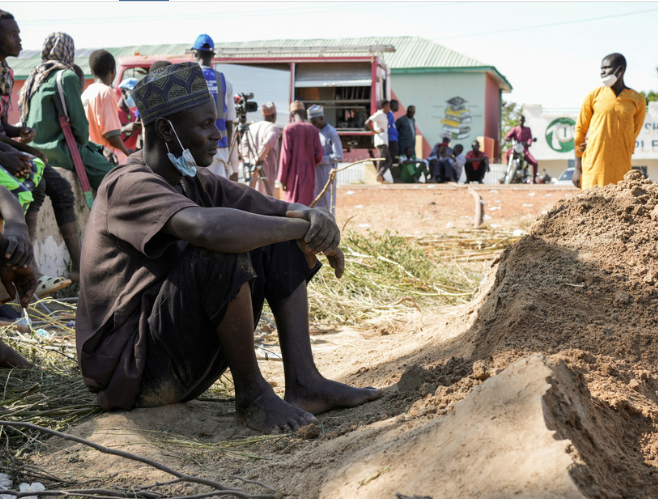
xmin=601 ymin=67 xmax=621 ymax=88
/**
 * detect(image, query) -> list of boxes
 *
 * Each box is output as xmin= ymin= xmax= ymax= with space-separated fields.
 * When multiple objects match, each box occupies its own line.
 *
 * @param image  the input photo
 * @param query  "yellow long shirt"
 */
xmin=574 ymin=86 xmax=646 ymax=189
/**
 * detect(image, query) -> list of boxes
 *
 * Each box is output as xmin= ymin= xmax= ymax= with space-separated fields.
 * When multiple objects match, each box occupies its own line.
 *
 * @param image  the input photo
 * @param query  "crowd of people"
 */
xmin=366 ymin=98 xmax=490 ymax=185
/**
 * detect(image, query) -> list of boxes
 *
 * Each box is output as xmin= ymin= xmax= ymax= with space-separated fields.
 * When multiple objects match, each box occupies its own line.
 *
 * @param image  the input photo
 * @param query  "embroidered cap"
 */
xmin=307 ymin=105 xmax=324 ymax=118
xmin=261 ymin=102 xmax=276 ymax=116
xmin=132 ymin=62 xmax=212 ymax=126
xmin=290 ymin=100 xmax=305 ymax=113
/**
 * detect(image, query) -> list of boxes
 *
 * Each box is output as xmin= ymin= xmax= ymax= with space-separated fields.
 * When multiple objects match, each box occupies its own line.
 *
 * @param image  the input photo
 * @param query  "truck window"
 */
xmin=121 ymin=67 xmax=148 ymax=82
xmin=294 ymin=62 xmax=372 ymax=131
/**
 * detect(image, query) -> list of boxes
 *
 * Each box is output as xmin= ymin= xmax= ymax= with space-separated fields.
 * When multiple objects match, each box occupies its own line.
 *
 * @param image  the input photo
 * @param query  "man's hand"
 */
xmin=18 ymin=127 xmax=36 ymax=144
xmin=24 ymin=146 xmax=47 ymax=164
xmin=286 ymin=208 xmax=340 ymax=255
xmin=0 ymin=151 xmax=32 ymax=179
xmin=121 ymin=122 xmax=142 ymax=135
xmin=0 ymin=265 xmax=37 ymax=308
xmin=324 ymin=247 xmax=345 ymax=279
xmin=295 ymin=240 xmax=345 ymax=278
xmin=573 ymin=156 xmax=582 ymax=189
xmin=229 ymin=172 xmax=239 ymax=181
xmin=3 ymin=222 xmax=34 ymax=268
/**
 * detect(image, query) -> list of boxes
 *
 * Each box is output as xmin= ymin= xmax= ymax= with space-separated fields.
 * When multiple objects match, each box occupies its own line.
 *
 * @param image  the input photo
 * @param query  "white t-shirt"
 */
xmin=369 ymin=110 xmax=389 ymax=147
xmin=453 ymin=153 xmax=466 ymax=180
xmin=224 ymin=78 xmax=236 ymax=121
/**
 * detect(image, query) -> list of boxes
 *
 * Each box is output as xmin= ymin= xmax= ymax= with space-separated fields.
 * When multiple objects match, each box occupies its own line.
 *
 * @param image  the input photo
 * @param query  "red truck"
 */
xmin=115 ymin=44 xmax=393 ymax=154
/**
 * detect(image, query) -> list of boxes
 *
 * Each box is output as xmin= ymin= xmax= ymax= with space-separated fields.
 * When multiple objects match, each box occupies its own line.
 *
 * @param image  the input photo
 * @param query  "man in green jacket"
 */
xmin=19 ymin=32 xmax=114 ymax=285
xmin=20 ymin=32 xmax=113 ymax=190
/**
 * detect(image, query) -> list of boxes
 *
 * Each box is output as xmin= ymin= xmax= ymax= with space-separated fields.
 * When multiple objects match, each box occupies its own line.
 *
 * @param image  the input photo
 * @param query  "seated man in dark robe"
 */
xmin=76 ymin=63 xmax=382 ymax=433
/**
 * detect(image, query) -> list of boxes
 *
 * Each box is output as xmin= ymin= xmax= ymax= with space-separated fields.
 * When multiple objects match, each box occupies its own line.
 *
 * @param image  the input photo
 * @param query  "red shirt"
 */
xmin=465 ymin=150 xmax=487 ymax=171
xmin=504 ymin=126 xmax=533 ymax=151
xmin=118 ymin=106 xmax=139 ymax=150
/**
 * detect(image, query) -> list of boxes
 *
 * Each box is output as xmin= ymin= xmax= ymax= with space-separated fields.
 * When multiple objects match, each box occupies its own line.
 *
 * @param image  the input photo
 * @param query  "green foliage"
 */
xmin=500 ymin=100 xmax=521 ymax=157
xmin=641 ymin=90 xmax=658 ymax=104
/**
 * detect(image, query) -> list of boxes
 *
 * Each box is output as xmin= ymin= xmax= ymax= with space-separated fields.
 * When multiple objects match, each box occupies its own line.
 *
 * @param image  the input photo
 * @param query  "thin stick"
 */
xmin=468 ymin=187 xmax=484 ymax=228
xmin=310 ymin=158 xmax=384 ymax=208
xmin=228 ymin=476 xmax=279 ymax=493
xmin=0 ymin=421 xmax=274 ymax=499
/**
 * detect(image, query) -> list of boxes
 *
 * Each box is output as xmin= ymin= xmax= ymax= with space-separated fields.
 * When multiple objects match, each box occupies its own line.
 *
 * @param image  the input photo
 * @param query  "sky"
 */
xmin=5 ymin=1 xmax=658 ymax=111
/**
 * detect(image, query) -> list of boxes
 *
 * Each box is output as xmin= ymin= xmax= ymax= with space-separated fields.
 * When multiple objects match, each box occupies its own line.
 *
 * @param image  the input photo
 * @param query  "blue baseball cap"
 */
xmin=192 ymin=34 xmax=214 ymax=52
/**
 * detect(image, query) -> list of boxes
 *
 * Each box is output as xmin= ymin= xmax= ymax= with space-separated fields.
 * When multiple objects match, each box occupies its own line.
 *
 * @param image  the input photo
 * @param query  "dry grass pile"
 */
xmin=307 ymin=230 xmax=482 ymax=327
xmin=0 ymin=298 xmax=98 ymax=480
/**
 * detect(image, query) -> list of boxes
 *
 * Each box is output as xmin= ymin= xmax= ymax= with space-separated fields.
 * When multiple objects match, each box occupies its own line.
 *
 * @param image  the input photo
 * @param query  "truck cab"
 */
xmin=115 ymin=45 xmax=393 ymax=153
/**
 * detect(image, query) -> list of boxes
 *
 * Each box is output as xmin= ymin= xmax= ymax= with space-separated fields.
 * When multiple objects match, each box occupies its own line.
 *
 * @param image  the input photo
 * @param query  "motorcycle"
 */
xmin=504 ymin=137 xmax=537 ymax=184
xmin=535 ymin=169 xmax=552 ymax=184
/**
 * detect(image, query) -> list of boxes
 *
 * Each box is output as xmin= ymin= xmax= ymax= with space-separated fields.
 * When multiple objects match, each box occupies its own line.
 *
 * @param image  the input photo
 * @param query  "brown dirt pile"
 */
xmin=457 ymin=169 xmax=658 ymax=497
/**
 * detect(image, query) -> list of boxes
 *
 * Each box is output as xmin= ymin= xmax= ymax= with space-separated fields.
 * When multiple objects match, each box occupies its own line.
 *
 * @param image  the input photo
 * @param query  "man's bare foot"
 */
xmin=236 ymin=380 xmax=319 ymax=433
xmin=284 ymin=376 xmax=383 ymax=415
xmin=0 ymin=339 xmax=33 ymax=368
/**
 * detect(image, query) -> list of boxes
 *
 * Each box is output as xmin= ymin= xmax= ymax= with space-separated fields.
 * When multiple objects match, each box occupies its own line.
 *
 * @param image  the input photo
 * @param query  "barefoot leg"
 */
xmin=274 ymin=283 xmax=383 ymax=414
xmin=0 ymin=339 xmax=32 ymax=368
xmin=219 ymin=283 xmax=318 ymax=433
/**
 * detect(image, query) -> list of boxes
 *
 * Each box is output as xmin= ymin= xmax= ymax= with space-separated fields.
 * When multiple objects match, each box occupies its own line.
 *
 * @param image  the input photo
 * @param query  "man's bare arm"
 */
xmin=573 ymin=156 xmax=582 ymax=188
xmin=162 ymin=207 xmax=310 ymax=254
xmin=0 ymin=135 xmax=47 ymax=163
xmin=105 ymin=133 xmax=131 ymax=156
xmin=0 ymin=185 xmax=33 ymax=268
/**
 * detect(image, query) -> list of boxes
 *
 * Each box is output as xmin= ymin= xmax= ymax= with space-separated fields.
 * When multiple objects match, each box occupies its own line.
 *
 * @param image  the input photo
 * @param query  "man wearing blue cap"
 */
xmin=77 ymin=62 xmax=382 ymax=433
xmin=192 ymin=34 xmax=237 ymax=180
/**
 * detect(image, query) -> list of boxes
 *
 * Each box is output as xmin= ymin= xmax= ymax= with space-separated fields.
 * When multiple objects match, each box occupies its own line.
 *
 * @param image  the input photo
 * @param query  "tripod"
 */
xmin=228 ymin=116 xmax=273 ymax=196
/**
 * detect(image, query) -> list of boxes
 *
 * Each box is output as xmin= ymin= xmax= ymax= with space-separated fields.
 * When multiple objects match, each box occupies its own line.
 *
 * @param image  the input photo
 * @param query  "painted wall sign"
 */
xmin=524 ymin=102 xmax=658 ymax=161
xmin=545 ymin=117 xmax=576 ymax=153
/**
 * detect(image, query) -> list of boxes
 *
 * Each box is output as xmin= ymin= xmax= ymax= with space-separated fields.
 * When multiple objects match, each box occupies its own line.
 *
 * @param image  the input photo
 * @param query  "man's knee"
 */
xmin=45 ymin=171 xmax=75 ymax=208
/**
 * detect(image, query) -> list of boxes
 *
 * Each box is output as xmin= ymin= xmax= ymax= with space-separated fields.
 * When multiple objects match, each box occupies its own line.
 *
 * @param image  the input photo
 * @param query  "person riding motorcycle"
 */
xmin=504 ymin=115 xmax=538 ymax=183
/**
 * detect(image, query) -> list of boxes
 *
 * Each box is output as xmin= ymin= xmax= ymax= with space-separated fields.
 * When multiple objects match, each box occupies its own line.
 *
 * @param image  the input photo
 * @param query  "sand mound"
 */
xmin=460 ymin=170 xmax=658 ymax=497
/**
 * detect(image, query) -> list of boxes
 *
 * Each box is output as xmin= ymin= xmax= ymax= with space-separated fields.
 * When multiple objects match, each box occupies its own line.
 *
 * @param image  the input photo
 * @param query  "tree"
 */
xmin=640 ymin=90 xmax=658 ymax=104
xmin=500 ymin=100 xmax=521 ymax=159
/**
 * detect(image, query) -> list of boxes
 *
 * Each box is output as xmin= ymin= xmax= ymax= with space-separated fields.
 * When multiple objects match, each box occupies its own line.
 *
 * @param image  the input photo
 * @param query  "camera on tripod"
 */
xmin=235 ymin=92 xmax=258 ymax=117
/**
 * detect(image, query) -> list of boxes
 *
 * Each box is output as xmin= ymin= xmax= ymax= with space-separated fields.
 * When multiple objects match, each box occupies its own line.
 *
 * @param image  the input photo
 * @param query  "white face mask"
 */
xmin=601 ymin=68 xmax=620 ymax=88
xmin=164 ymin=119 xmax=197 ymax=177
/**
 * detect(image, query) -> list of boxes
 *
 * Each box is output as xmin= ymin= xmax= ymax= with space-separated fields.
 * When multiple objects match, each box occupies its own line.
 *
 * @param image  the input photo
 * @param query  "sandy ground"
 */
xmin=335 ymin=183 xmax=578 ymax=235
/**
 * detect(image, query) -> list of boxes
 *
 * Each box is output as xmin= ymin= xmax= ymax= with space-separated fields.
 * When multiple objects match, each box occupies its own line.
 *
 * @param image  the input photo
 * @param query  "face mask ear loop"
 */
xmin=166 ymin=119 xmax=185 ymax=151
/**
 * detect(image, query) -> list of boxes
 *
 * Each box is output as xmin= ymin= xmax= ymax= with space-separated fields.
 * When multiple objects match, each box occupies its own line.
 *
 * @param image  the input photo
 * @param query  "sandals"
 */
xmin=36 ymin=275 xmax=72 ymax=297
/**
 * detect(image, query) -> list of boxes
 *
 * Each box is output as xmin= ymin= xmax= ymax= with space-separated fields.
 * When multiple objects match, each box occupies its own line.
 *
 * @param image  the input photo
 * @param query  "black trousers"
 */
xmin=389 ymin=141 xmax=399 ymax=167
xmin=431 ymin=159 xmax=456 ymax=182
xmin=134 ymin=240 xmax=320 ymax=407
xmin=465 ymin=164 xmax=486 ymax=183
xmin=27 ymin=165 xmax=77 ymax=226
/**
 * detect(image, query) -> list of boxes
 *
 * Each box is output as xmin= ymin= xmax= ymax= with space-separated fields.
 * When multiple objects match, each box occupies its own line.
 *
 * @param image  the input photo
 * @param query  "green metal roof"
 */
xmin=9 ymin=36 xmax=511 ymax=90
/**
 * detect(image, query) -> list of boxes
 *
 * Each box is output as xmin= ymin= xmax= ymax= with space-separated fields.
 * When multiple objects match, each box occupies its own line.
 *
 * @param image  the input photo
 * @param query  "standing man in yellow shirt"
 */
xmin=573 ymin=53 xmax=646 ymax=189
